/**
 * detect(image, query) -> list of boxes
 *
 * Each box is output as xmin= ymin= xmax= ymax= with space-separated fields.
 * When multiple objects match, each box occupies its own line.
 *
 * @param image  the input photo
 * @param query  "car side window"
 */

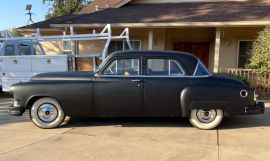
xmin=103 ymin=58 xmax=140 ymax=76
xmin=146 ymin=59 xmax=185 ymax=76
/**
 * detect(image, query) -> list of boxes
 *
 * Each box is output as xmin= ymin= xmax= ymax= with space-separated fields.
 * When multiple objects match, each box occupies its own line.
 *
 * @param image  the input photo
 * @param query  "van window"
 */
xmin=33 ymin=44 xmax=44 ymax=55
xmin=5 ymin=45 xmax=16 ymax=56
xmin=18 ymin=44 xmax=31 ymax=55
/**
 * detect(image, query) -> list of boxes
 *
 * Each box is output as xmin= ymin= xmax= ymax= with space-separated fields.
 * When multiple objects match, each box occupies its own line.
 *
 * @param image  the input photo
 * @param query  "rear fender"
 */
xmin=180 ymin=85 xmax=249 ymax=117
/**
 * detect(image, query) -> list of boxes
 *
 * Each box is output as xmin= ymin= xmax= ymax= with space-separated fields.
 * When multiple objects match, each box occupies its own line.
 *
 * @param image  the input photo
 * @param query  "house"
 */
xmin=17 ymin=0 xmax=270 ymax=72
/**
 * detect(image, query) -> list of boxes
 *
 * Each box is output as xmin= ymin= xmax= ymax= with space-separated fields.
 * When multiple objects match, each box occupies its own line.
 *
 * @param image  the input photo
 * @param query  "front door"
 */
xmin=173 ymin=42 xmax=210 ymax=67
xmin=94 ymin=58 xmax=142 ymax=116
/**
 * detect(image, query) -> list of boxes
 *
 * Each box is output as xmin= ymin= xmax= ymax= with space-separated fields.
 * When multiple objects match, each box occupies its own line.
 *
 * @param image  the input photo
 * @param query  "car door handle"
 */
xmin=132 ymin=79 xmax=141 ymax=83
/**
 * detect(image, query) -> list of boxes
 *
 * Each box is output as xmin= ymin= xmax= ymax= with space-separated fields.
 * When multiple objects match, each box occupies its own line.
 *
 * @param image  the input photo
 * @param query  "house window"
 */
xmin=108 ymin=40 xmax=141 ymax=54
xmin=18 ymin=44 xmax=31 ymax=55
xmin=238 ymin=41 xmax=254 ymax=68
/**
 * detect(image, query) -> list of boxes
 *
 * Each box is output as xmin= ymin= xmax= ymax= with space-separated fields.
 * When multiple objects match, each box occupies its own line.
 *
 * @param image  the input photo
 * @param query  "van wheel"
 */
xmin=30 ymin=97 xmax=65 ymax=129
xmin=189 ymin=109 xmax=223 ymax=130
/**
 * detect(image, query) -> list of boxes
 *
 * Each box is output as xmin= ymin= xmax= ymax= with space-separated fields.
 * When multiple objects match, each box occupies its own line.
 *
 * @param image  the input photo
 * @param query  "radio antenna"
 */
xmin=25 ymin=4 xmax=35 ymax=25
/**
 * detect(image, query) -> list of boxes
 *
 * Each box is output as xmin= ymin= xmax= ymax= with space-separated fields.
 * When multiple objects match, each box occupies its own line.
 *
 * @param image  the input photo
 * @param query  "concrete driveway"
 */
xmin=0 ymin=93 xmax=269 ymax=161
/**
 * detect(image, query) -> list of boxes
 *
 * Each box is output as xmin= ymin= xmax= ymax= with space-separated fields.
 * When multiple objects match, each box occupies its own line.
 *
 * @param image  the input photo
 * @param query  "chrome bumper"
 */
xmin=8 ymin=105 xmax=25 ymax=116
xmin=245 ymin=102 xmax=265 ymax=115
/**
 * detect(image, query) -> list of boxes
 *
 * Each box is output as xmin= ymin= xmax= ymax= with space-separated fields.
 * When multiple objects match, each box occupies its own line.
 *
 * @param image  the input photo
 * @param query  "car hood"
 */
xmin=31 ymin=71 xmax=94 ymax=81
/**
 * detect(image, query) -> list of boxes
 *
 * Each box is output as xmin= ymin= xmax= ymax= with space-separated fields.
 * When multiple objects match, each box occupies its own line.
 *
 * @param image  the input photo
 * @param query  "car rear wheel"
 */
xmin=30 ymin=97 xmax=65 ymax=129
xmin=189 ymin=109 xmax=223 ymax=130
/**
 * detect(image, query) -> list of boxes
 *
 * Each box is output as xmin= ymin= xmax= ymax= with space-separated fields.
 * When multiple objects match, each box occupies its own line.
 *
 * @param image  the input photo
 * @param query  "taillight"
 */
xmin=254 ymin=90 xmax=260 ymax=101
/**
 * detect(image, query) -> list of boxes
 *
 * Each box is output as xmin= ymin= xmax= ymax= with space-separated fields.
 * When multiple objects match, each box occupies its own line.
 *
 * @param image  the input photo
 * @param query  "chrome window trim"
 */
xmin=168 ymin=59 xmax=171 ymax=75
xmin=97 ymin=75 xmax=211 ymax=78
xmin=99 ymin=58 xmax=212 ymax=78
xmin=193 ymin=59 xmax=211 ymax=76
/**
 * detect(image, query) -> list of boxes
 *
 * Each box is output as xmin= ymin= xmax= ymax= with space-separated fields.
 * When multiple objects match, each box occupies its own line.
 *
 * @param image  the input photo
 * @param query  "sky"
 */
xmin=0 ymin=0 xmax=49 ymax=30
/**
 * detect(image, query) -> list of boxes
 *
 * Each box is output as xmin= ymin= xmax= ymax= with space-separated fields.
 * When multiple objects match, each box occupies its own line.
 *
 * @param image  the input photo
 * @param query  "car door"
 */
xmin=94 ymin=57 xmax=142 ymax=116
xmin=142 ymin=57 xmax=189 ymax=116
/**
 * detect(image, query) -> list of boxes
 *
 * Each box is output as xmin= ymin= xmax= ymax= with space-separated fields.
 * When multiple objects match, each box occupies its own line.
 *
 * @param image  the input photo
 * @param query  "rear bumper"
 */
xmin=244 ymin=102 xmax=265 ymax=115
xmin=8 ymin=105 xmax=25 ymax=116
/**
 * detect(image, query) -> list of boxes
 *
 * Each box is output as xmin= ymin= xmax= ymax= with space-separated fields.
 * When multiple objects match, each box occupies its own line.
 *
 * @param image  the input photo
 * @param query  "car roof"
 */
xmin=110 ymin=50 xmax=196 ymax=59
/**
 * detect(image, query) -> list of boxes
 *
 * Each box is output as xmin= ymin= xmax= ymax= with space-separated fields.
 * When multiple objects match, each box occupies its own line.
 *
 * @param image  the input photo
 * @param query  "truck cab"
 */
xmin=0 ymin=40 xmax=45 ymax=56
xmin=0 ymin=40 xmax=68 ymax=92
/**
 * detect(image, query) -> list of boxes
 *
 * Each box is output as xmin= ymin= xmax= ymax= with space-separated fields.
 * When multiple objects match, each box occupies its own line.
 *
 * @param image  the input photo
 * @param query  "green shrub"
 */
xmin=249 ymin=26 xmax=270 ymax=73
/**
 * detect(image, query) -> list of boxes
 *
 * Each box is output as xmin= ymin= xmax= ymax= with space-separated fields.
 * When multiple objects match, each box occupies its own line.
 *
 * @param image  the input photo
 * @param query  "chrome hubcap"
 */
xmin=196 ymin=109 xmax=217 ymax=123
xmin=37 ymin=104 xmax=58 ymax=122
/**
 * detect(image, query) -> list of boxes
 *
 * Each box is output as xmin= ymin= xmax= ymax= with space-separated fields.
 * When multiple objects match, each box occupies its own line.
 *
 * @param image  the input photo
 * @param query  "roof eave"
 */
xmin=50 ymin=21 xmax=270 ymax=28
xmin=16 ymin=28 xmax=64 ymax=32
xmin=112 ymin=0 xmax=132 ymax=8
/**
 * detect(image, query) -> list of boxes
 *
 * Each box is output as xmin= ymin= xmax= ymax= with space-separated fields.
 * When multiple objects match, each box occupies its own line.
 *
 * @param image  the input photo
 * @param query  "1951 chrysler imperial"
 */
xmin=8 ymin=51 xmax=265 ymax=129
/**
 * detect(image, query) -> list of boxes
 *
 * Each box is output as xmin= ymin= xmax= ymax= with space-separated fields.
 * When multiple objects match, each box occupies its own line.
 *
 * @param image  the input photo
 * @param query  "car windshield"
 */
xmin=193 ymin=60 xmax=211 ymax=76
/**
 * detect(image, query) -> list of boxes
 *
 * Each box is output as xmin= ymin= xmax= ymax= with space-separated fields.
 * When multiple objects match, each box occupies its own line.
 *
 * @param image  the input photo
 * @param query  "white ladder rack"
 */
xmin=0 ymin=24 xmax=133 ymax=61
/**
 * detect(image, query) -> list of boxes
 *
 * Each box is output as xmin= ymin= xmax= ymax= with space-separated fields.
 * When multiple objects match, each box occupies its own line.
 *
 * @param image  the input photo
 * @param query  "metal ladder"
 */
xmin=0 ymin=24 xmax=133 ymax=71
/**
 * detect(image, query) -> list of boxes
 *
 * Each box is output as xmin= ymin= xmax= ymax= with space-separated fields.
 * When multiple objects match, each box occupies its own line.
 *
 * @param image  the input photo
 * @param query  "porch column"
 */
xmin=148 ymin=29 xmax=153 ymax=50
xmin=213 ymin=28 xmax=221 ymax=73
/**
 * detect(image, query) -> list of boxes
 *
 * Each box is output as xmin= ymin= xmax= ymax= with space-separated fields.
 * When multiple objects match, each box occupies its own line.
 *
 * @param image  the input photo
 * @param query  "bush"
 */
xmin=249 ymin=26 xmax=270 ymax=73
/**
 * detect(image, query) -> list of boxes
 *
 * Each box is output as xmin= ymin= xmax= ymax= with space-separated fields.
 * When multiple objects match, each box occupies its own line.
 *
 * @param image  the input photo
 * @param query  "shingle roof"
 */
xmin=61 ymin=1 xmax=270 ymax=24
xmin=18 ymin=0 xmax=126 ymax=30
xmin=18 ymin=1 xmax=270 ymax=30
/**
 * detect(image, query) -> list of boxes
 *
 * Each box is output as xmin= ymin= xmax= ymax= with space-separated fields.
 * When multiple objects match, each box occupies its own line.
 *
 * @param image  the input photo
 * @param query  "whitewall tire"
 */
xmin=189 ymin=109 xmax=223 ymax=130
xmin=30 ymin=97 xmax=65 ymax=129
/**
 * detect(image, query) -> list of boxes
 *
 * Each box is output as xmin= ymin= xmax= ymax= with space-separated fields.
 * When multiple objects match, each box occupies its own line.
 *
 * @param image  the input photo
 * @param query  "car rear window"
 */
xmin=193 ymin=61 xmax=211 ymax=76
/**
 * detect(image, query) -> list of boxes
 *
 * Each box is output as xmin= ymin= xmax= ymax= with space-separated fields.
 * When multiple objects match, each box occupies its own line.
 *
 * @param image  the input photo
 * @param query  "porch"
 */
xmin=60 ymin=26 xmax=263 ymax=71
xmin=39 ymin=26 xmax=266 ymax=75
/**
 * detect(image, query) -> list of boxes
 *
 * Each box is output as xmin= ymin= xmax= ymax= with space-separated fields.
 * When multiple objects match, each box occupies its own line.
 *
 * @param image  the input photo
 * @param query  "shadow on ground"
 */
xmin=61 ymin=117 xmax=192 ymax=128
xmin=61 ymin=109 xmax=270 ymax=129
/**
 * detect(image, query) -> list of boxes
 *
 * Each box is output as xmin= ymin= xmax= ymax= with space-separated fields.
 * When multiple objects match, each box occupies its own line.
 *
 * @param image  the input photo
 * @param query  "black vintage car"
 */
xmin=9 ymin=51 xmax=265 ymax=129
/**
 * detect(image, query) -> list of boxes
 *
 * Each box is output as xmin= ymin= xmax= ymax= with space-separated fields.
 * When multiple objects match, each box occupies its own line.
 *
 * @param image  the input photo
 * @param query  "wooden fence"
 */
xmin=218 ymin=68 xmax=270 ymax=94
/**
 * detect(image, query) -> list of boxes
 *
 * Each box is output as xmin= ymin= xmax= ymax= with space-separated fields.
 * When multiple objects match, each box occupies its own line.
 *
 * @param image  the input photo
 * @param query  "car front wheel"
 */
xmin=189 ymin=109 xmax=223 ymax=130
xmin=30 ymin=97 xmax=65 ymax=129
